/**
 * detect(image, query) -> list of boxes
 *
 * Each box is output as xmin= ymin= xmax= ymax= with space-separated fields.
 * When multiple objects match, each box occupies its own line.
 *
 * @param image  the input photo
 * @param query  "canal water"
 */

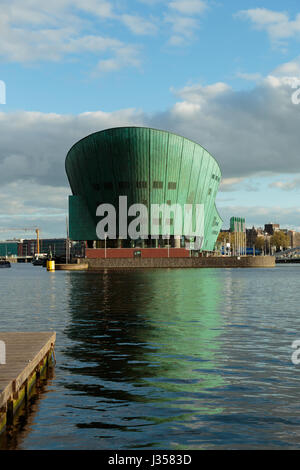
xmin=1 ymin=263 xmax=300 ymax=450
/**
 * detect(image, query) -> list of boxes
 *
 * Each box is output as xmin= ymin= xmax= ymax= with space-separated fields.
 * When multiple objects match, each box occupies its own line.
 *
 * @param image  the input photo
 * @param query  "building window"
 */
xmin=137 ymin=181 xmax=148 ymax=189
xmin=119 ymin=181 xmax=130 ymax=189
xmin=104 ymin=182 xmax=113 ymax=190
xmin=153 ymin=181 xmax=163 ymax=189
xmin=168 ymin=182 xmax=177 ymax=190
xmin=208 ymin=188 xmax=212 ymax=195
xmin=167 ymin=200 xmax=171 ymax=206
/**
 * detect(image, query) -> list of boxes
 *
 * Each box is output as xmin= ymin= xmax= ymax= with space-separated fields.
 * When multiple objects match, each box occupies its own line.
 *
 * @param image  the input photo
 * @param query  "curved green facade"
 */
xmin=66 ymin=127 xmax=222 ymax=251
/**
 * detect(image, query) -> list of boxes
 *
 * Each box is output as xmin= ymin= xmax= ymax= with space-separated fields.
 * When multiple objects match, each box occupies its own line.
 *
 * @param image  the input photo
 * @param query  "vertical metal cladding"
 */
xmin=65 ymin=127 xmax=223 ymax=251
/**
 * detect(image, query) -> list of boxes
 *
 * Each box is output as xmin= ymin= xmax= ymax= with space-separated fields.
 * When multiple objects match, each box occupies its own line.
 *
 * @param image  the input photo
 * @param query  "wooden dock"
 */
xmin=0 ymin=332 xmax=56 ymax=434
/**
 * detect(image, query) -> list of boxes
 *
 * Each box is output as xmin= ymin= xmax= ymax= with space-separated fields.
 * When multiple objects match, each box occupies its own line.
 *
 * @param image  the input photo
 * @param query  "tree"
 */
xmin=255 ymin=236 xmax=265 ymax=251
xmin=217 ymin=232 xmax=229 ymax=245
xmin=271 ymin=231 xmax=289 ymax=251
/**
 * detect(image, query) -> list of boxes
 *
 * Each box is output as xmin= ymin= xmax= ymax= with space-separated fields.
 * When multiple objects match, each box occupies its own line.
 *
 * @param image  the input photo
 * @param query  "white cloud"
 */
xmin=166 ymin=15 xmax=199 ymax=45
xmin=236 ymin=8 xmax=300 ymax=46
xmin=272 ymin=57 xmax=300 ymax=77
xmin=1 ymin=65 xmax=299 ymax=189
xmin=172 ymin=101 xmax=201 ymax=115
xmin=0 ymin=0 xmax=157 ymax=72
xmin=0 ymin=108 xmax=144 ymax=189
xmin=219 ymin=178 xmax=245 ymax=192
xmin=171 ymin=82 xmax=231 ymax=105
xmin=237 ymin=72 xmax=262 ymax=82
xmin=165 ymin=0 xmax=208 ymax=46
xmin=121 ymin=14 xmax=158 ymax=35
xmin=152 ymin=69 xmax=300 ymax=181
xmin=169 ymin=0 xmax=207 ymax=15
xmin=269 ymin=178 xmax=300 ymax=191
xmin=237 ymin=8 xmax=287 ymax=27
xmin=95 ymin=45 xmax=141 ymax=74
xmin=0 ymin=181 xmax=70 ymax=238
xmin=237 ymin=59 xmax=300 ymax=87
xmin=0 ymin=181 xmax=69 ymax=215
xmin=74 ymin=0 xmax=115 ymax=20
xmin=0 ymin=0 xmax=210 ymax=69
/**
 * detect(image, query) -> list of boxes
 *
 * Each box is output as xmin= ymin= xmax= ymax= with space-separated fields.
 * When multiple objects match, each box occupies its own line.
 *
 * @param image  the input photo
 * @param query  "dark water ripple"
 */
xmin=1 ymin=264 xmax=300 ymax=449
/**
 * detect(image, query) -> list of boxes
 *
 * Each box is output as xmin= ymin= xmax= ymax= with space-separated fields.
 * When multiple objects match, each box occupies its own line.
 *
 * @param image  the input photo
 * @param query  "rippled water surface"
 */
xmin=1 ymin=263 xmax=300 ymax=449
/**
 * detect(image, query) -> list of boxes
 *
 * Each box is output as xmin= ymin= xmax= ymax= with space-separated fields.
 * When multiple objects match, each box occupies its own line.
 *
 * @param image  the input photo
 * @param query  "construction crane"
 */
xmin=0 ymin=227 xmax=41 ymax=255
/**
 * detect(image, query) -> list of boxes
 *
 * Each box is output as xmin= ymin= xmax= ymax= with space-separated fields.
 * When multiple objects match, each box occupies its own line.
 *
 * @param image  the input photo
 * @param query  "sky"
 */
xmin=1 ymin=0 xmax=300 ymax=238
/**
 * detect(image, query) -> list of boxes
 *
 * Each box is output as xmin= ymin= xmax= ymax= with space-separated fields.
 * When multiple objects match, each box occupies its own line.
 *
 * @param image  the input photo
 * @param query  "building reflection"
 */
xmin=63 ymin=269 xmax=225 ymax=425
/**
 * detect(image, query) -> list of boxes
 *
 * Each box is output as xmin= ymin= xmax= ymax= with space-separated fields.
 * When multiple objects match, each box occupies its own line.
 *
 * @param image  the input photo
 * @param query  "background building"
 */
xmin=230 ymin=217 xmax=246 ymax=255
xmin=22 ymin=238 xmax=68 ymax=257
xmin=264 ymin=223 xmax=280 ymax=236
xmin=66 ymin=127 xmax=223 ymax=253
xmin=0 ymin=238 xmax=80 ymax=259
xmin=0 ymin=240 xmax=21 ymax=257
xmin=288 ymin=231 xmax=300 ymax=248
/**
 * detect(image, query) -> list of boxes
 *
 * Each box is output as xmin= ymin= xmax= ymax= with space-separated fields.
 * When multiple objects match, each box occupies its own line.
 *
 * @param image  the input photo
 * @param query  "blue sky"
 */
xmin=1 ymin=0 xmax=300 ymax=237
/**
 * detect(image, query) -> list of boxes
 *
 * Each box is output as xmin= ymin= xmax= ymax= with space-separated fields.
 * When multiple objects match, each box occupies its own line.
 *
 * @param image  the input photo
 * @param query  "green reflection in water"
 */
xmin=133 ymin=270 xmax=225 ymax=409
xmin=65 ymin=268 xmax=226 ymax=428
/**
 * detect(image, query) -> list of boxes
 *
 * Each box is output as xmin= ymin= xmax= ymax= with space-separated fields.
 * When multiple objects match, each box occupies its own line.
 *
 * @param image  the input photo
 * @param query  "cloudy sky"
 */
xmin=1 ymin=0 xmax=300 ymax=238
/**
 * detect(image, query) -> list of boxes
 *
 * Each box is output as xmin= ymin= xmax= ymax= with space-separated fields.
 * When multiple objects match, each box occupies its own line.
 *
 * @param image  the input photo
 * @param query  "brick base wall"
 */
xmin=85 ymin=248 xmax=190 ymax=259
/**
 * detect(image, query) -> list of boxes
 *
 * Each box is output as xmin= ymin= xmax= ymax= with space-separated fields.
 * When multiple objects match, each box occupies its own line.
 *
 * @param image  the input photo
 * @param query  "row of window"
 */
xmin=95 ymin=182 xmax=221 ymax=192
xmin=94 ymin=180 xmax=221 ymax=193
xmin=92 ymin=176 xmax=220 ymax=192
xmin=212 ymin=174 xmax=221 ymax=182
xmin=93 ymin=181 xmax=178 ymax=191
xmin=95 ymin=184 xmax=215 ymax=201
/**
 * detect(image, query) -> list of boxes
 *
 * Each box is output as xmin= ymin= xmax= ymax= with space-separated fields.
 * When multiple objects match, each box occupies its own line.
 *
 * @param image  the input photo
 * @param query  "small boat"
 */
xmin=32 ymin=258 xmax=44 ymax=266
xmin=32 ymin=254 xmax=47 ymax=266
xmin=0 ymin=260 xmax=11 ymax=268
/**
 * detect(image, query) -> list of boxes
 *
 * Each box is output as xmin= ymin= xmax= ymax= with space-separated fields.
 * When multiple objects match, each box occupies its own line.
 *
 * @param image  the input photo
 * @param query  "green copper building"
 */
xmin=66 ymin=127 xmax=222 ymax=252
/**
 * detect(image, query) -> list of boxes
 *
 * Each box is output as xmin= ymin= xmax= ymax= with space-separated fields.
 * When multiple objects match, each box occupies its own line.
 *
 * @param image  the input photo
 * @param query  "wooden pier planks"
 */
xmin=0 ymin=332 xmax=56 ymax=410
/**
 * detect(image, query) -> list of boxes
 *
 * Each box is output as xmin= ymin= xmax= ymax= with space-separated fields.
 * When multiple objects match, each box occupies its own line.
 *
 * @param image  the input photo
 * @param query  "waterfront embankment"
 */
xmin=77 ymin=255 xmax=275 ymax=270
